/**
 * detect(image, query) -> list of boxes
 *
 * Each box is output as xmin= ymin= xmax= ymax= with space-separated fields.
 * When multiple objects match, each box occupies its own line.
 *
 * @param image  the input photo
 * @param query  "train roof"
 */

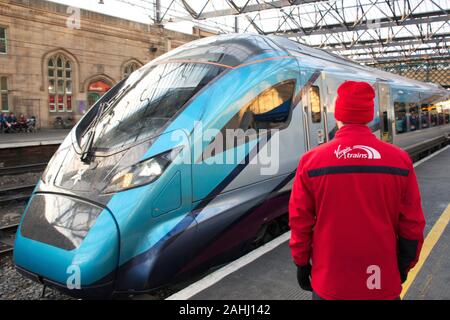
xmin=151 ymin=33 xmax=285 ymax=68
xmin=151 ymin=33 xmax=448 ymax=96
xmin=267 ymin=35 xmax=449 ymax=95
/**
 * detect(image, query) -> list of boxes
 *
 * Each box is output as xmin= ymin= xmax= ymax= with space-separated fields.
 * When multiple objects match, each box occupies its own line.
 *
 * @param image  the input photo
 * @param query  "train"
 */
xmin=13 ymin=34 xmax=450 ymax=298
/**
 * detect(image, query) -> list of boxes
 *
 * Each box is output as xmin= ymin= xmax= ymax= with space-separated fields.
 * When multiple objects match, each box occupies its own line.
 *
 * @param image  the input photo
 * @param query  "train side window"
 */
xmin=420 ymin=104 xmax=430 ymax=129
xmin=233 ymin=80 xmax=295 ymax=131
xmin=430 ymin=105 xmax=438 ymax=127
xmin=408 ymin=103 xmax=419 ymax=131
xmin=437 ymin=106 xmax=444 ymax=125
xmin=206 ymin=80 xmax=296 ymax=156
xmin=309 ymin=85 xmax=321 ymax=123
xmin=394 ymin=102 xmax=407 ymax=134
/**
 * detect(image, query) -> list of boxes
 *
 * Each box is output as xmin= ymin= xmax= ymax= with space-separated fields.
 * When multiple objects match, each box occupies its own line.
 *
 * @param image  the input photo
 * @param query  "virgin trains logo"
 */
xmin=334 ymin=144 xmax=381 ymax=160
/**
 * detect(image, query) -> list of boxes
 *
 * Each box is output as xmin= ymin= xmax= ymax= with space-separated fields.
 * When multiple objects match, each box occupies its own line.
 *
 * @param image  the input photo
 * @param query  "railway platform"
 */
xmin=0 ymin=129 xmax=69 ymax=149
xmin=167 ymin=146 xmax=450 ymax=300
xmin=0 ymin=129 xmax=68 ymax=170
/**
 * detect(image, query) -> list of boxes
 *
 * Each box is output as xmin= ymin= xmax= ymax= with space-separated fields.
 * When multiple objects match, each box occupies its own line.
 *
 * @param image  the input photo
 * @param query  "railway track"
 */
xmin=0 ymin=154 xmax=48 ymax=259
xmin=0 ymin=163 xmax=48 ymax=176
xmin=0 ymin=184 xmax=35 ymax=257
xmin=0 ymin=223 xmax=19 ymax=257
xmin=0 ymin=184 xmax=36 ymax=206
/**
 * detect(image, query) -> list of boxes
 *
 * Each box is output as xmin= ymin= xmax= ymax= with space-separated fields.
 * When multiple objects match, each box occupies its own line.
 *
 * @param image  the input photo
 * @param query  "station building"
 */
xmin=0 ymin=0 xmax=197 ymax=128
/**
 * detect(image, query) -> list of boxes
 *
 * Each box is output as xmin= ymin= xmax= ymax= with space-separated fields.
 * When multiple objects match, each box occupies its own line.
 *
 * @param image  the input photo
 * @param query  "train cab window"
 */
xmin=309 ymin=86 xmax=321 ymax=123
xmin=394 ymin=102 xmax=407 ymax=134
xmin=231 ymin=80 xmax=295 ymax=131
xmin=78 ymin=62 xmax=225 ymax=151
xmin=420 ymin=104 xmax=430 ymax=129
xmin=202 ymin=80 xmax=295 ymax=158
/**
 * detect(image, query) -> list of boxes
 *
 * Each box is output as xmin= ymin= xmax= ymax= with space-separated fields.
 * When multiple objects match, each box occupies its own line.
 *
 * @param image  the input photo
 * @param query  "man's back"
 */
xmin=289 ymin=124 xmax=425 ymax=299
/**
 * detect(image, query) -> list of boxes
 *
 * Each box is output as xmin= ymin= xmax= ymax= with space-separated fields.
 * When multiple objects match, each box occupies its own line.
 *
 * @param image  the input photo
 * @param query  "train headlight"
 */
xmin=102 ymin=148 xmax=180 ymax=194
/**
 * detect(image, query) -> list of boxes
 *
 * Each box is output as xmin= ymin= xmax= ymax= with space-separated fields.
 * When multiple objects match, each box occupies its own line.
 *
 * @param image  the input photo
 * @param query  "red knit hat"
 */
xmin=335 ymin=81 xmax=375 ymax=124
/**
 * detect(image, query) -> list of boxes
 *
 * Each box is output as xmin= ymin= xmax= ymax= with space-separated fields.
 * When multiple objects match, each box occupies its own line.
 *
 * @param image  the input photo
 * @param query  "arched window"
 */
xmin=123 ymin=62 xmax=140 ymax=79
xmin=48 ymin=54 xmax=73 ymax=112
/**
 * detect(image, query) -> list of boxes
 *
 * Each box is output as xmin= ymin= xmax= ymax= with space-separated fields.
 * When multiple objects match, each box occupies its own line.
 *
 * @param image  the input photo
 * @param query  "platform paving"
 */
xmin=0 ymin=129 xmax=70 ymax=149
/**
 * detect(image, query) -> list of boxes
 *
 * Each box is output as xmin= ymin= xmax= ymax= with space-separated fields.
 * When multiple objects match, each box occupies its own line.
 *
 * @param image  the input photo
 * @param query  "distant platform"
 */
xmin=167 ymin=146 xmax=450 ymax=300
xmin=0 ymin=129 xmax=70 ymax=149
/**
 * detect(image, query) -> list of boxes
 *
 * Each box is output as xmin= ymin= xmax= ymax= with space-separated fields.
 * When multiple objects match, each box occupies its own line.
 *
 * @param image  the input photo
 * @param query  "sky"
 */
xmin=47 ymin=0 xmax=158 ymax=24
xmin=45 ymin=0 xmax=234 ymax=35
xmin=46 ymin=0 xmax=450 ymax=51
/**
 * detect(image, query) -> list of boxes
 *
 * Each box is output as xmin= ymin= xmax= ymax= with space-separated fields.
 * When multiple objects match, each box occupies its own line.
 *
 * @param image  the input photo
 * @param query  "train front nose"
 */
xmin=13 ymin=193 xmax=119 ymax=298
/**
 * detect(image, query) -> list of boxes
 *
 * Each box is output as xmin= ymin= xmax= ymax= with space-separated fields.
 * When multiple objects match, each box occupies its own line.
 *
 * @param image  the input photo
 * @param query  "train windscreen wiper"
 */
xmin=80 ymin=102 xmax=107 ymax=164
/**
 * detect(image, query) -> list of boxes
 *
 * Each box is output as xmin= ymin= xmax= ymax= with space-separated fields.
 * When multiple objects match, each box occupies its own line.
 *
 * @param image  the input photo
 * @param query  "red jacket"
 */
xmin=289 ymin=124 xmax=425 ymax=300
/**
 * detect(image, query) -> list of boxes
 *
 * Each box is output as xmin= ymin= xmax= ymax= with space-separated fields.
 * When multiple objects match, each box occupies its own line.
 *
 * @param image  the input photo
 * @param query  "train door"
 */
xmin=377 ymin=82 xmax=393 ymax=143
xmin=302 ymin=71 xmax=327 ymax=150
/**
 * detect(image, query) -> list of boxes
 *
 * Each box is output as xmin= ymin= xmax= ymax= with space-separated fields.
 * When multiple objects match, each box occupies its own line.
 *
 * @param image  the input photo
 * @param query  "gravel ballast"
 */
xmin=0 ymin=256 xmax=72 ymax=300
xmin=0 ymin=172 xmax=72 ymax=300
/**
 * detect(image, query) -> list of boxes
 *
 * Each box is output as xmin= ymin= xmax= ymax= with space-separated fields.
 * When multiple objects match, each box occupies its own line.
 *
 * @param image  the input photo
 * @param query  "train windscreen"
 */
xmin=78 ymin=62 xmax=224 ymax=152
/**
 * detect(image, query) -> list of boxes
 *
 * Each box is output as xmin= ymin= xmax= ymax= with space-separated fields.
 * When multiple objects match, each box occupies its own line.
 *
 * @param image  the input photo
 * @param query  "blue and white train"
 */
xmin=14 ymin=34 xmax=450 ymax=298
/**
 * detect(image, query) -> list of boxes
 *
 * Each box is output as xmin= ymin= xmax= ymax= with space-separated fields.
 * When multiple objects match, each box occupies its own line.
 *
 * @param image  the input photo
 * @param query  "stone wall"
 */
xmin=0 ymin=0 xmax=198 ymax=127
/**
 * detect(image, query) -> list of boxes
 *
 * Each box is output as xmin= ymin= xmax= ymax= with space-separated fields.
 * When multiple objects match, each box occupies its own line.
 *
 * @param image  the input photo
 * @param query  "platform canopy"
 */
xmin=114 ymin=0 xmax=449 ymax=86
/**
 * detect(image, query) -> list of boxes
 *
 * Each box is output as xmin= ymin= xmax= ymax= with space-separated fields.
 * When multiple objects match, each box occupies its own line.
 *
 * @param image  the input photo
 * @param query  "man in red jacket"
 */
xmin=289 ymin=81 xmax=425 ymax=300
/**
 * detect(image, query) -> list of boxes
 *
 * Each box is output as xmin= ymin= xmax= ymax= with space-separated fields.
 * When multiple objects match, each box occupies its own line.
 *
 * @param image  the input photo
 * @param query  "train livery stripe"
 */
xmin=157 ymin=55 xmax=295 ymax=70
xmin=192 ymin=133 xmax=272 ymax=214
xmin=188 ymin=68 xmax=321 ymax=215
xmin=177 ymin=173 xmax=296 ymax=274
xmin=292 ymin=69 xmax=322 ymax=108
xmin=116 ymin=69 xmax=322 ymax=281
xmin=197 ymin=68 xmax=321 ymax=164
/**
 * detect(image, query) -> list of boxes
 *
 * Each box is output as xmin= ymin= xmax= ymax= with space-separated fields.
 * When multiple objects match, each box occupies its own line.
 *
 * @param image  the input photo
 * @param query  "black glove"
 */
xmin=296 ymin=263 xmax=312 ymax=292
xmin=397 ymin=236 xmax=418 ymax=284
xmin=400 ymin=271 xmax=407 ymax=284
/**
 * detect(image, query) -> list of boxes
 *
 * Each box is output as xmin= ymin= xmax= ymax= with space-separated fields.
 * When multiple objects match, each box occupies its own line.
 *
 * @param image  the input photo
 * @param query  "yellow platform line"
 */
xmin=401 ymin=203 xmax=450 ymax=299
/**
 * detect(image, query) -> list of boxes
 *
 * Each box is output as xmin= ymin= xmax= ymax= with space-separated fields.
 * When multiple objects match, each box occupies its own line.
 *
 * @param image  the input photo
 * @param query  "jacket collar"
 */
xmin=334 ymin=124 xmax=375 ymax=139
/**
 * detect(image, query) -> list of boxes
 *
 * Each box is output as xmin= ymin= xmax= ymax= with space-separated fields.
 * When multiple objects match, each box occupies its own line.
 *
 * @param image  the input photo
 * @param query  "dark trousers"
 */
xmin=312 ymin=291 xmax=324 ymax=300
